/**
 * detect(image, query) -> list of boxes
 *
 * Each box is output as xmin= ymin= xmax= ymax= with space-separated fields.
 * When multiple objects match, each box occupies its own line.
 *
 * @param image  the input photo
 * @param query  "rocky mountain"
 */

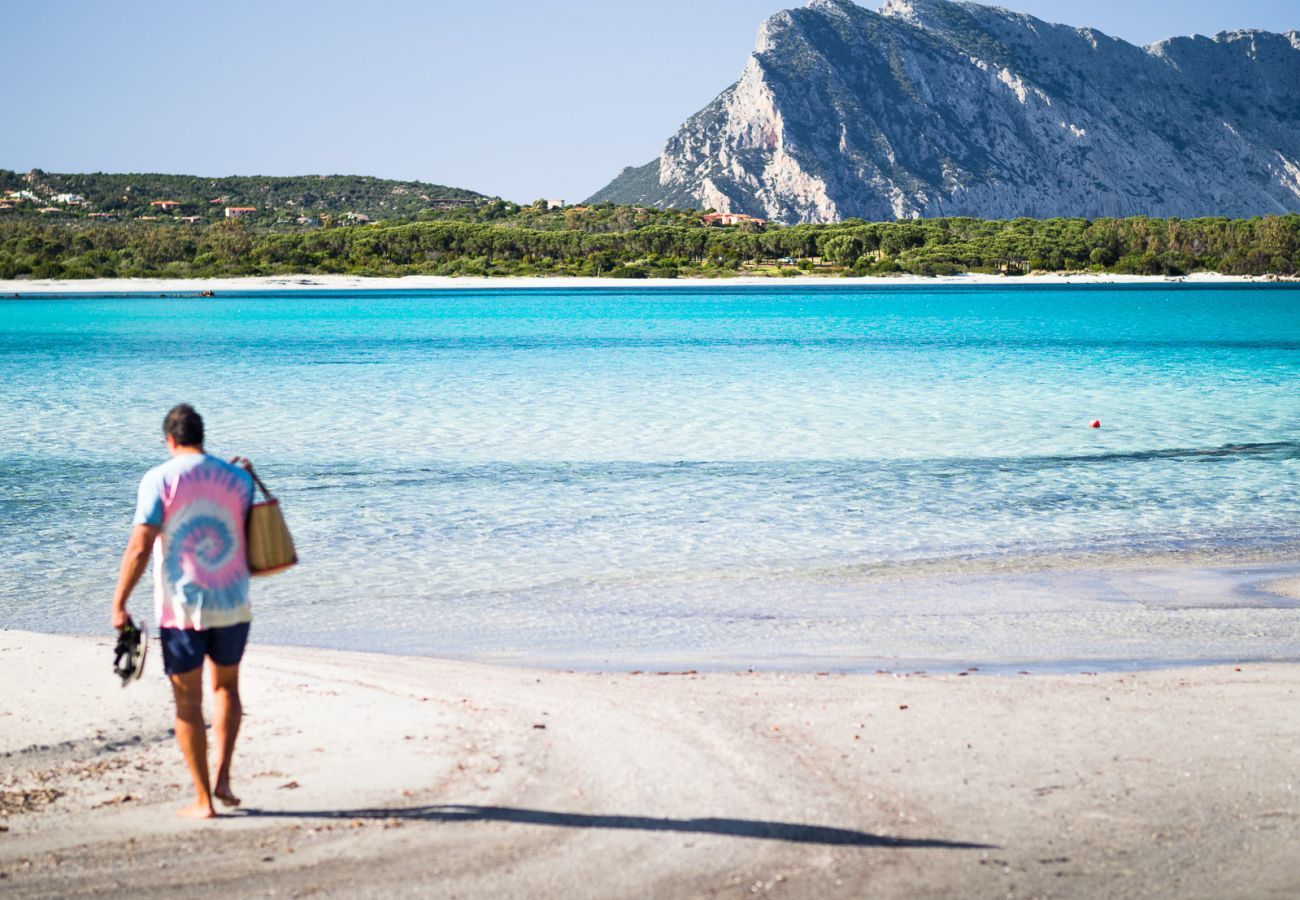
xmin=587 ymin=0 xmax=1300 ymax=223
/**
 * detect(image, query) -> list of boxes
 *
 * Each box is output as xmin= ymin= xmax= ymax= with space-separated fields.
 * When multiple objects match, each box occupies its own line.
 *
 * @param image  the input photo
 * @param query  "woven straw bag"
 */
xmin=243 ymin=464 xmax=298 ymax=576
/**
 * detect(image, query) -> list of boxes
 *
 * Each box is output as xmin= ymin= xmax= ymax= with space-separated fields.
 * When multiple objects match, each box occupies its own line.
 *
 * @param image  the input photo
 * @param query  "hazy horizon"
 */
xmin=3 ymin=0 xmax=1297 ymax=202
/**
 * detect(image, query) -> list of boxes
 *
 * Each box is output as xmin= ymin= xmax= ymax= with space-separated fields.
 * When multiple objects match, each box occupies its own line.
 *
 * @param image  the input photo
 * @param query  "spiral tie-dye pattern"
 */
xmin=136 ymin=455 xmax=254 ymax=630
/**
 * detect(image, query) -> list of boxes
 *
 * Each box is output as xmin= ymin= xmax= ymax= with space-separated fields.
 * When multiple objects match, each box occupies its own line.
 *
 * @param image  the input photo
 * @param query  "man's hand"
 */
xmin=229 ymin=456 xmax=253 ymax=472
xmin=111 ymin=606 xmax=130 ymax=631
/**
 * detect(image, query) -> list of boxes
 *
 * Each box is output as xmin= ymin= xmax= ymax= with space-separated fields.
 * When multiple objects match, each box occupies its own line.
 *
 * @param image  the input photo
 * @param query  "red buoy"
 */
xmin=1090 ymin=420 xmax=1101 ymax=428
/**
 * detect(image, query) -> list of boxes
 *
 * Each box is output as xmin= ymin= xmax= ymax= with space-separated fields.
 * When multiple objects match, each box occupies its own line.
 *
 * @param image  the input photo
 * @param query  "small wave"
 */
xmin=1016 ymin=441 xmax=1300 ymax=467
xmin=281 ymin=440 xmax=1300 ymax=493
xmin=7 ymin=332 xmax=1300 ymax=360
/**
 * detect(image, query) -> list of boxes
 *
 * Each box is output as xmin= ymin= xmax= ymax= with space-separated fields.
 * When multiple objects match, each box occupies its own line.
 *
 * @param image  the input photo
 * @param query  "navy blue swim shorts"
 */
xmin=159 ymin=623 xmax=251 ymax=675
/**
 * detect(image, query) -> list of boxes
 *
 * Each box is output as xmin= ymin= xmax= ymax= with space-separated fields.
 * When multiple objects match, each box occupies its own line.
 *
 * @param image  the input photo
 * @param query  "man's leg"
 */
xmin=169 ymin=666 xmax=215 ymax=819
xmin=210 ymin=662 xmax=242 ymax=807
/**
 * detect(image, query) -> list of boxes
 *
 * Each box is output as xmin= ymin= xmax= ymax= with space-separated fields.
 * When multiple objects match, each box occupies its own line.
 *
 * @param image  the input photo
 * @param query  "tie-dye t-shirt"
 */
xmin=134 ymin=454 xmax=255 ymax=630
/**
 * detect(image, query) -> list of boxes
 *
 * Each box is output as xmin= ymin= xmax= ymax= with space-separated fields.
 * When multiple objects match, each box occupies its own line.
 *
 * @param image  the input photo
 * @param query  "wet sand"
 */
xmin=2 ymin=631 xmax=1297 ymax=898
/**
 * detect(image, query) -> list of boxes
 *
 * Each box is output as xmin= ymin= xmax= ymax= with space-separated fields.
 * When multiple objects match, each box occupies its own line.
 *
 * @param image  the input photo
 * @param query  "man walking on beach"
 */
xmin=110 ymin=404 xmax=254 ymax=819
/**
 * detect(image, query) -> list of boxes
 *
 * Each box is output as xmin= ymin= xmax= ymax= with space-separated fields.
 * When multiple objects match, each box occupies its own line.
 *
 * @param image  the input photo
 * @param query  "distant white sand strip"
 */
xmin=0 ymin=271 xmax=1290 ymax=295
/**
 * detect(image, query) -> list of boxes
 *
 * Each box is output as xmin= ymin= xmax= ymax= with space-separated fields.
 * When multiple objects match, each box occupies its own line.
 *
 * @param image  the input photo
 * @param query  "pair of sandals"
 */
xmin=113 ymin=619 xmax=148 ymax=686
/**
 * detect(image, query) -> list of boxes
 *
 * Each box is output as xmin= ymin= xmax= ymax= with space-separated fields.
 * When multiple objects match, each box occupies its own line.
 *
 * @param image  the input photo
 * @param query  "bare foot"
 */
xmin=214 ymin=784 xmax=241 ymax=808
xmin=177 ymin=801 xmax=217 ymax=819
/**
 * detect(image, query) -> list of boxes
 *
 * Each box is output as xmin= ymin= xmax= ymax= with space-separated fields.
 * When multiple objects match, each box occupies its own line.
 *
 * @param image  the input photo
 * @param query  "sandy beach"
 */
xmin=2 ymin=631 xmax=1297 ymax=898
xmin=1 ymin=271 xmax=1294 ymax=296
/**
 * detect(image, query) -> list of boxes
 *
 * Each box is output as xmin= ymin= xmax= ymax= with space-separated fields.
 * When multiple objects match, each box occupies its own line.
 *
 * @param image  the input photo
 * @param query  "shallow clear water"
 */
xmin=2 ymin=284 xmax=1299 ymax=668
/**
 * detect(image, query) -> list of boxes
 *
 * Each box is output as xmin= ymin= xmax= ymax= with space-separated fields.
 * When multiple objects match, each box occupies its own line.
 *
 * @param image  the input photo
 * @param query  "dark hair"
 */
xmin=163 ymin=404 xmax=205 ymax=447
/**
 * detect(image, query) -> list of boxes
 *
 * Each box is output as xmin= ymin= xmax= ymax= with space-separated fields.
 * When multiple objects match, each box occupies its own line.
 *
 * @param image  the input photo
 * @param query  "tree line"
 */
xmin=1 ymin=212 xmax=1297 ymax=281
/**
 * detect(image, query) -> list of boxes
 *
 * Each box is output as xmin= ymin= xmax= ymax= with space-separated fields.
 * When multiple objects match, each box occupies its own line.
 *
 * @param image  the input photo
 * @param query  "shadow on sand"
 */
xmin=236 ymin=804 xmax=994 ymax=849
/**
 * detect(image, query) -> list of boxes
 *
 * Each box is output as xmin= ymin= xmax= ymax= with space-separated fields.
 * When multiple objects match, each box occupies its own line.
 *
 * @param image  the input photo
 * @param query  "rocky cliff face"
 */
xmin=586 ymin=0 xmax=1300 ymax=222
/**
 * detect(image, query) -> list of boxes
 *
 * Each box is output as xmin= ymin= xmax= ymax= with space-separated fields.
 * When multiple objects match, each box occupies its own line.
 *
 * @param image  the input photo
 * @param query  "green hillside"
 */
xmin=0 ymin=169 xmax=489 ymax=223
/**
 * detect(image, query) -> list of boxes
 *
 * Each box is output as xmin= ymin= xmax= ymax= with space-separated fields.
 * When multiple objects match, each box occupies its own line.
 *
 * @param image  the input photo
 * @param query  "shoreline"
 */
xmin=2 ymin=631 xmax=1297 ymax=898
xmin=273 ymin=553 xmax=1300 ymax=675
xmin=274 ymin=551 xmax=1300 ymax=675
xmin=11 ymin=550 xmax=1300 ymax=677
xmin=3 ymin=271 xmax=1299 ymax=296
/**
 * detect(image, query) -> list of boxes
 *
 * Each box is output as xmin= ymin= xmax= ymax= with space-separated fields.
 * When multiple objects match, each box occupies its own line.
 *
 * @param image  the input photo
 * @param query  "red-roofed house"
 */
xmin=701 ymin=212 xmax=767 ymax=227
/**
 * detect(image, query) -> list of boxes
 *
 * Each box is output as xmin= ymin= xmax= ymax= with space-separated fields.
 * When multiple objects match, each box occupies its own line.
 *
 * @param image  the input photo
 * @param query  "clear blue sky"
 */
xmin=3 ymin=0 xmax=1295 ymax=202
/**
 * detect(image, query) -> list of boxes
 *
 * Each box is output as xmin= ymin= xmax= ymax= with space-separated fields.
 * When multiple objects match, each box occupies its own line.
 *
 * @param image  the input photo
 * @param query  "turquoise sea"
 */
xmin=3 ymin=285 xmax=1300 ymax=670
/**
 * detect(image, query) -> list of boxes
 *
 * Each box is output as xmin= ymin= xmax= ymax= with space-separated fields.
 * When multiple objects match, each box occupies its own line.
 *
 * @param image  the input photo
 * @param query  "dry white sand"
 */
xmin=0 ymin=272 xmax=1290 ymax=295
xmin=1263 ymin=577 xmax=1300 ymax=604
xmin=2 ymin=631 xmax=1297 ymax=898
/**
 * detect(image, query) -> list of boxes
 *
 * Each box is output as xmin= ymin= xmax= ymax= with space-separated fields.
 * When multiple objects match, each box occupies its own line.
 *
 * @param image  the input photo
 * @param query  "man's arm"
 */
xmin=111 ymin=524 xmax=159 ymax=629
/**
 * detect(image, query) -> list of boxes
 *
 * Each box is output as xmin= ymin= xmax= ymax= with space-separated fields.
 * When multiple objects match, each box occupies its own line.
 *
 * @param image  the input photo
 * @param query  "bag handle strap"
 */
xmin=230 ymin=457 xmax=275 ymax=501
